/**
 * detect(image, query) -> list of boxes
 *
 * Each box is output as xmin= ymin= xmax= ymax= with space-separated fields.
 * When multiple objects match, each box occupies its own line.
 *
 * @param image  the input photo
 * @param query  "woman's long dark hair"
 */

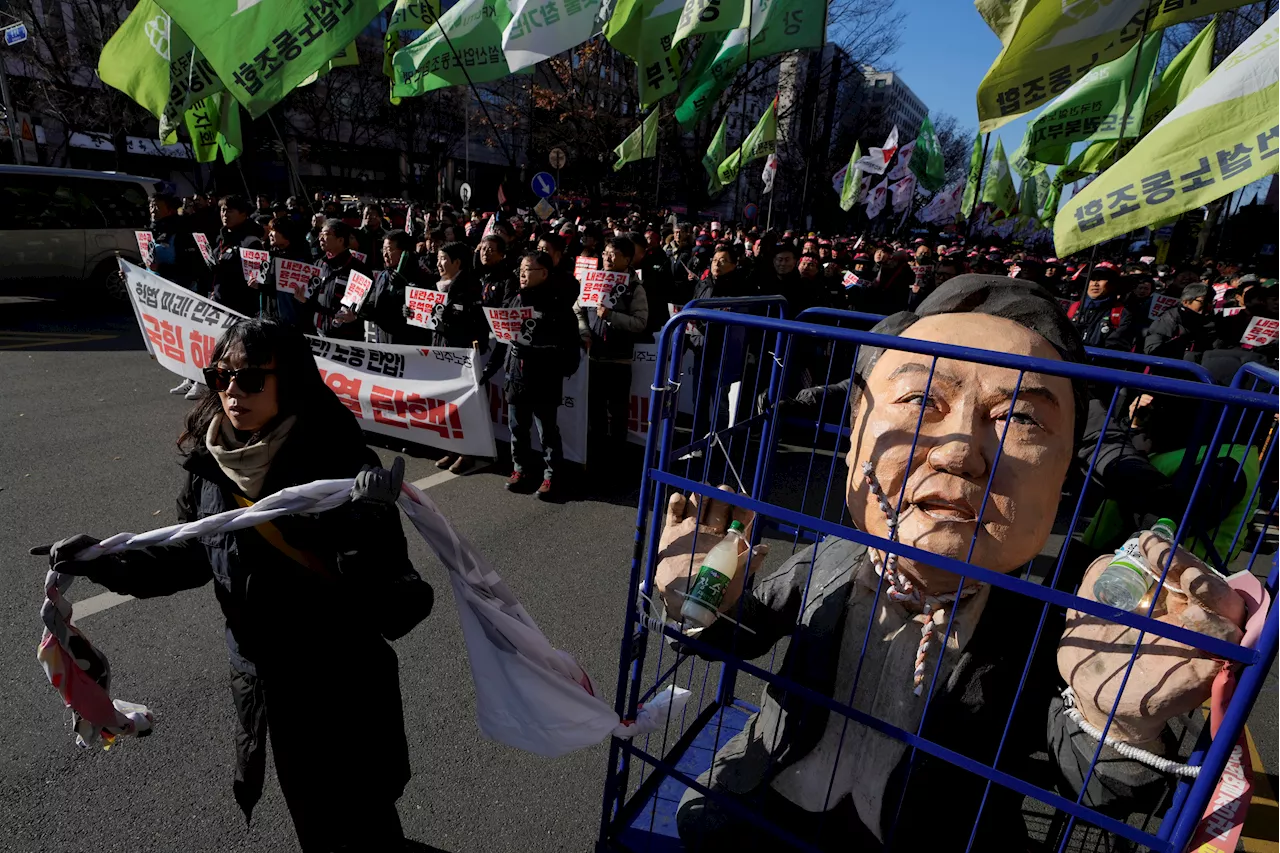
xmin=179 ymin=318 xmax=358 ymax=454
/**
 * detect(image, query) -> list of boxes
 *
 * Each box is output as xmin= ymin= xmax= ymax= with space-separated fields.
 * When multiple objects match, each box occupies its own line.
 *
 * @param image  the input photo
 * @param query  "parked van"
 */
xmin=0 ymin=165 xmax=163 ymax=300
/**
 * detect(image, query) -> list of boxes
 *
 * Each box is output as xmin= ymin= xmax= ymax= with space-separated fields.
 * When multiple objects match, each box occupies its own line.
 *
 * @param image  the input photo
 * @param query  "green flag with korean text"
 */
xmin=909 ymin=115 xmax=946 ymax=192
xmin=703 ymin=114 xmax=729 ymax=193
xmin=960 ymin=132 xmax=984 ymax=218
xmin=184 ymin=91 xmax=243 ymax=164
xmin=715 ymin=94 xmax=777 ymax=186
xmin=98 ymin=0 xmax=224 ymax=143
xmin=393 ymin=0 xmax=523 ymax=98
xmin=1021 ymin=32 xmax=1161 ymax=166
xmin=1039 ymin=173 xmax=1062 ymax=227
xmin=1055 ymin=14 xmax=1280 ymax=256
xmin=839 ymin=142 xmax=863 ymax=211
xmin=605 ymin=0 xmax=686 ymax=109
xmin=981 ymin=137 xmax=1018 ymax=217
xmin=614 ymin=109 xmax=660 ymax=170
xmin=976 ymin=0 xmax=1251 ymax=133
xmin=152 ymin=0 xmax=393 ymax=118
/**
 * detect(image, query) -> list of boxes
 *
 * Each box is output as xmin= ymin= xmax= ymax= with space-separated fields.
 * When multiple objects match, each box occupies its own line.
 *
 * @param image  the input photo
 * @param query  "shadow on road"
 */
xmin=0 ymin=293 xmax=146 ymax=352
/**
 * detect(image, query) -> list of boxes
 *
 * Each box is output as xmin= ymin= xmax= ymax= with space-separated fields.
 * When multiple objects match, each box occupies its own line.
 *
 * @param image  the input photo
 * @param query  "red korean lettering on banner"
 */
xmin=193 ymin=233 xmax=216 ymax=267
xmin=1241 ymin=316 xmax=1278 ymax=348
xmin=239 ymin=248 xmax=271 ymax=286
xmin=573 ymin=256 xmax=598 ymax=283
xmin=1149 ymin=294 xmax=1179 ymax=320
xmin=189 ymin=330 xmax=217 ymax=368
xmin=578 ymin=270 xmax=630 ymax=308
xmin=140 ymin=313 xmax=186 ymax=363
xmin=317 ymin=369 xmax=363 ymax=417
xmin=274 ymin=257 xmax=321 ymax=296
xmin=405 ymin=287 xmax=447 ymax=329
xmin=342 ymin=271 xmax=374 ymax=309
xmin=485 ymin=306 xmax=536 ymax=343
xmin=1188 ymin=737 xmax=1252 ymax=853
xmin=135 ymin=231 xmax=155 ymax=269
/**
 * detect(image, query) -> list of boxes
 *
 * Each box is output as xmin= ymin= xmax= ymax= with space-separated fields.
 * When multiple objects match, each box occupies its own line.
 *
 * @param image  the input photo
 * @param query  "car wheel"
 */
xmin=95 ymin=260 xmax=129 ymax=303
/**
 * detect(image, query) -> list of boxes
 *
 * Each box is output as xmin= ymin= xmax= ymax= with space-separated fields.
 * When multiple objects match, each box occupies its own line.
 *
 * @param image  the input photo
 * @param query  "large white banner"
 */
xmin=123 ymin=261 xmax=497 ymax=458
xmin=488 ymin=353 xmax=590 ymax=465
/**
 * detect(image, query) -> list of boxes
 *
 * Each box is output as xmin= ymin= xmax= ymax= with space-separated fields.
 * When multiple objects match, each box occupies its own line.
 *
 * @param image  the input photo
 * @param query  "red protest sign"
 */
xmin=1187 ymin=735 xmax=1252 ymax=853
xmin=135 ymin=231 xmax=155 ymax=269
xmin=485 ymin=305 xmax=539 ymax=344
xmin=341 ymin=270 xmax=374 ymax=309
xmin=1241 ymin=316 xmax=1278 ymax=348
xmin=350 ymin=250 xmax=368 ymax=264
xmin=573 ymin=255 xmax=598 ymax=283
xmin=1149 ymin=294 xmax=1178 ymax=320
xmin=406 ymin=287 xmax=447 ymax=329
xmin=193 ymin=233 xmax=216 ymax=267
xmin=274 ymin=257 xmax=322 ymax=297
xmin=578 ymin=269 xmax=631 ymax=308
xmin=239 ymin=248 xmax=271 ymax=286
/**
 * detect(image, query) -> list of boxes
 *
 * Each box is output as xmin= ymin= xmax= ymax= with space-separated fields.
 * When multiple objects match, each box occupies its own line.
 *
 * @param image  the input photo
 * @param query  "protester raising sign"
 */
xmin=1242 ymin=316 xmax=1279 ymax=348
xmin=273 ymin=257 xmax=322 ymax=297
xmin=485 ymin=306 xmax=539 ymax=345
xmin=406 ymin=287 xmax=448 ymax=330
xmin=342 ymin=271 xmax=374 ymax=309
xmin=578 ymin=270 xmax=631 ymax=309
xmin=135 ymin=231 xmax=155 ymax=269
xmin=120 ymin=260 xmax=497 ymax=458
xmin=193 ymin=233 xmax=216 ymax=268
xmin=1149 ymin=294 xmax=1179 ymax=320
xmin=573 ymin=255 xmax=598 ymax=283
xmin=239 ymin=248 xmax=271 ymax=287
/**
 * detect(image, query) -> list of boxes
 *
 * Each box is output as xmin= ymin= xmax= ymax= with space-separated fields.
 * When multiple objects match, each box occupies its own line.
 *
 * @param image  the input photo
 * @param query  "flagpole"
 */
xmin=1110 ymin=11 xmax=1153 ymax=168
xmin=654 ymin=123 xmax=662 ymax=208
xmin=730 ymin=1 xmax=755 ymax=223
xmin=766 ymin=178 xmax=774 ymax=231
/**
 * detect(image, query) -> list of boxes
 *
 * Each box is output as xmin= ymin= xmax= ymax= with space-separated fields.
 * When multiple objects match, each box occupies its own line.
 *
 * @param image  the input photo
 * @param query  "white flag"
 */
xmin=854 ymin=125 xmax=900 ymax=175
xmin=887 ymin=139 xmax=916 ymax=180
xmin=501 ymin=0 xmax=603 ymax=70
xmin=919 ymin=180 xmax=966 ymax=223
xmin=831 ymin=164 xmax=847 ymax=196
xmin=865 ymin=178 xmax=889 ymax=218
xmin=761 ymin=154 xmax=778 ymax=194
xmin=890 ymin=175 xmax=917 ymax=212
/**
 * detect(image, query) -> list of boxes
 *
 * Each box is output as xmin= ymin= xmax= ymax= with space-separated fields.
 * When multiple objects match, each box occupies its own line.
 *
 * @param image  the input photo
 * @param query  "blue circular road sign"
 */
xmin=532 ymin=172 xmax=557 ymax=199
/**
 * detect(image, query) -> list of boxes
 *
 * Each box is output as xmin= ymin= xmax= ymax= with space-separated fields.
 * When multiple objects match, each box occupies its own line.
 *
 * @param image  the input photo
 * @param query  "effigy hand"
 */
xmin=1057 ymin=532 xmax=1247 ymax=746
xmin=654 ymin=486 xmax=768 ymax=618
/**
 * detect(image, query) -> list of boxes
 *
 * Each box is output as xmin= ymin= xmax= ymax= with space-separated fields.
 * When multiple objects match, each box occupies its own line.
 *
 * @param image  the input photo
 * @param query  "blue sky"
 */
xmin=891 ymin=2 xmax=1030 ymax=159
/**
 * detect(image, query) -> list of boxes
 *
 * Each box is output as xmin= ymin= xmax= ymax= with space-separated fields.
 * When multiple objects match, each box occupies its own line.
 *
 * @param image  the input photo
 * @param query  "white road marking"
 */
xmin=73 ymin=467 xmax=465 ymax=621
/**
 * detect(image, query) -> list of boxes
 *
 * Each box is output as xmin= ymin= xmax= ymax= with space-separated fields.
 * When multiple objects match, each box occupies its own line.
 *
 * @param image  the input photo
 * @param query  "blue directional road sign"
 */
xmin=743 ymin=202 xmax=759 ymax=220
xmin=3 ymin=22 xmax=28 ymax=46
xmin=532 ymin=172 xmax=556 ymax=199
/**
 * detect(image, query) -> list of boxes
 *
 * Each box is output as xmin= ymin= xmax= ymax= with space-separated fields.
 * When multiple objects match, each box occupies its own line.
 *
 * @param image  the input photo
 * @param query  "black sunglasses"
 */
xmin=202 ymin=366 xmax=276 ymax=393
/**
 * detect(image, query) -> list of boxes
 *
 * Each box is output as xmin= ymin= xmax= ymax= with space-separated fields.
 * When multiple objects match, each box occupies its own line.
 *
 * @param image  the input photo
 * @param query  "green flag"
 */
xmin=1039 ymin=173 xmax=1062 ymax=227
xmin=715 ymin=94 xmax=777 ymax=186
xmin=614 ymin=109 xmax=660 ymax=171
xmin=153 ymin=0 xmax=392 ymax=117
xmin=909 ymin=115 xmax=946 ymax=192
xmin=839 ymin=142 xmax=863 ymax=212
xmin=606 ymin=0 xmax=686 ymax=108
xmin=98 ymin=0 xmax=225 ymax=143
xmin=976 ymin=0 xmax=1249 ymax=133
xmin=1065 ymin=17 xmax=1219 ymax=175
xmin=671 ymin=0 xmax=746 ymax=49
xmin=302 ymin=41 xmax=360 ymax=87
xmin=674 ymin=0 xmax=823 ymax=128
xmin=981 ymin=137 xmax=1018 ymax=217
xmin=1055 ymin=14 xmax=1279 ymax=256
xmin=703 ymin=114 xmax=729 ymax=193
xmin=184 ymin=91 xmax=242 ymax=164
xmin=1021 ymin=32 xmax=1161 ymax=166
xmin=1009 ymin=139 xmax=1045 ymax=178
xmin=393 ymin=0 xmax=521 ymax=97
xmin=1018 ymin=169 xmax=1051 ymax=221
xmin=960 ymin=132 xmax=984 ymax=218
xmin=384 ymin=0 xmax=440 ymax=78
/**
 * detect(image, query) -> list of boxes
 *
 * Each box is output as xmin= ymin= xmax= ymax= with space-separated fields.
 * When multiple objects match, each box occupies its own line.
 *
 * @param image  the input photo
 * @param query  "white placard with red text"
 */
xmin=1241 ymin=316 xmax=1278 ymax=348
xmin=239 ymin=248 xmax=271 ymax=287
xmin=1149 ymin=294 xmax=1178 ymax=320
xmin=578 ymin=270 xmax=631 ymax=309
xmin=121 ymin=261 xmax=496 ymax=457
xmin=193 ymin=232 xmax=216 ymax=267
xmin=135 ymin=231 xmax=155 ymax=269
xmin=273 ymin=257 xmax=322 ymax=297
xmin=406 ymin=287 xmax=447 ymax=329
xmin=573 ymin=255 xmax=598 ymax=283
xmin=351 ymin=250 xmax=367 ymax=264
xmin=342 ymin=270 xmax=374 ymax=309
xmin=485 ymin=306 xmax=539 ymax=344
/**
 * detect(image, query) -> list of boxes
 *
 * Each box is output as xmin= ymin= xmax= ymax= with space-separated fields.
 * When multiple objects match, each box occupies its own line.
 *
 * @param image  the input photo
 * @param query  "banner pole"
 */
xmin=965 ymin=134 xmax=991 ymax=240
xmin=730 ymin=3 xmax=754 ymax=224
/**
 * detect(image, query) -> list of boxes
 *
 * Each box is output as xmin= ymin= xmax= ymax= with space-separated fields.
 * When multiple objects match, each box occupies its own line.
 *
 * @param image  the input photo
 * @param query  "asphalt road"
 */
xmin=1 ymin=291 xmax=1275 ymax=853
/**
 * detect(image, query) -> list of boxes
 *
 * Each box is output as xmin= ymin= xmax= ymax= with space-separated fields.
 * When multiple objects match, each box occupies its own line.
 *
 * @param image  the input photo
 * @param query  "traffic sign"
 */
xmin=533 ymin=198 xmax=554 ymax=220
xmin=743 ymin=202 xmax=758 ymax=220
xmin=532 ymin=172 xmax=556 ymax=198
xmin=548 ymin=148 xmax=567 ymax=170
xmin=3 ymin=22 xmax=27 ymax=46
xmin=459 ymin=182 xmax=472 ymax=205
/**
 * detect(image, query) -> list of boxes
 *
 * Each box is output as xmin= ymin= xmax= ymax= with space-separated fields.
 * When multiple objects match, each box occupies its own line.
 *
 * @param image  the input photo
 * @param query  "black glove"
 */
xmin=31 ymin=534 xmax=102 ymax=575
xmin=795 ymin=386 xmax=824 ymax=406
xmin=351 ymin=456 xmax=405 ymax=505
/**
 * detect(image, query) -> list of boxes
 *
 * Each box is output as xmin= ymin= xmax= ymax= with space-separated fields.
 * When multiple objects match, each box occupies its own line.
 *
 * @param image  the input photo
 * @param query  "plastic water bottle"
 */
xmin=681 ymin=521 xmax=746 ymax=628
xmin=1092 ymin=518 xmax=1177 ymax=611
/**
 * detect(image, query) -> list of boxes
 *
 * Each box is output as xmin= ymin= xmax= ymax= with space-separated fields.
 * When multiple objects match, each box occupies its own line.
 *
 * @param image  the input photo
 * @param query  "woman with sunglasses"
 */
xmin=39 ymin=319 xmax=428 ymax=851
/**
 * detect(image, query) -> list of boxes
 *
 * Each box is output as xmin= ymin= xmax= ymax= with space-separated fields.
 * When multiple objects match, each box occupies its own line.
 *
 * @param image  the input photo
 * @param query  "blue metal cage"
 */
xmin=597 ymin=301 xmax=1278 ymax=853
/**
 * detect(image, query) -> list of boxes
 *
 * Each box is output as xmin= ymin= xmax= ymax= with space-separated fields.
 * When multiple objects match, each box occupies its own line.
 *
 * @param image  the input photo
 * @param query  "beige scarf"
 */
xmin=205 ymin=413 xmax=298 ymax=499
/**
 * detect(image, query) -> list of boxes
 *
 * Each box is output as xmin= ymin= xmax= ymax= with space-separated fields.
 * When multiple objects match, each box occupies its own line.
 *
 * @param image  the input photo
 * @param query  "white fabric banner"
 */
xmin=887 ymin=139 xmax=916 ymax=180
xmin=122 ymin=261 xmax=497 ymax=458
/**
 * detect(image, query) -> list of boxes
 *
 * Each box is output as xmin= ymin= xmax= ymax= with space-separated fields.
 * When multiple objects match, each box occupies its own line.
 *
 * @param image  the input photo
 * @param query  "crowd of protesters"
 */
xmin=144 ymin=190 xmax=1278 ymax=505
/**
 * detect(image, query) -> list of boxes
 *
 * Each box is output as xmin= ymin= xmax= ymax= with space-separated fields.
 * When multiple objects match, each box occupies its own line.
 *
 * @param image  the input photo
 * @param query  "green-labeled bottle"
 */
xmin=681 ymin=520 xmax=746 ymax=628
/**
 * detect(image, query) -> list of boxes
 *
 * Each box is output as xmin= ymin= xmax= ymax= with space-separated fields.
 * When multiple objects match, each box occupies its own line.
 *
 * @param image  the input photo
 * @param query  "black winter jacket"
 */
xmin=306 ymin=250 xmax=369 ymax=340
xmin=481 ymin=282 xmax=580 ymax=404
xmin=430 ymin=270 xmax=491 ymax=350
xmin=150 ymin=213 xmax=207 ymax=293
xmin=1069 ymin=295 xmax=1136 ymax=350
xmin=1143 ymin=305 xmax=1215 ymax=360
xmin=211 ymin=221 xmax=265 ymax=317
xmin=358 ymin=259 xmax=434 ymax=346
